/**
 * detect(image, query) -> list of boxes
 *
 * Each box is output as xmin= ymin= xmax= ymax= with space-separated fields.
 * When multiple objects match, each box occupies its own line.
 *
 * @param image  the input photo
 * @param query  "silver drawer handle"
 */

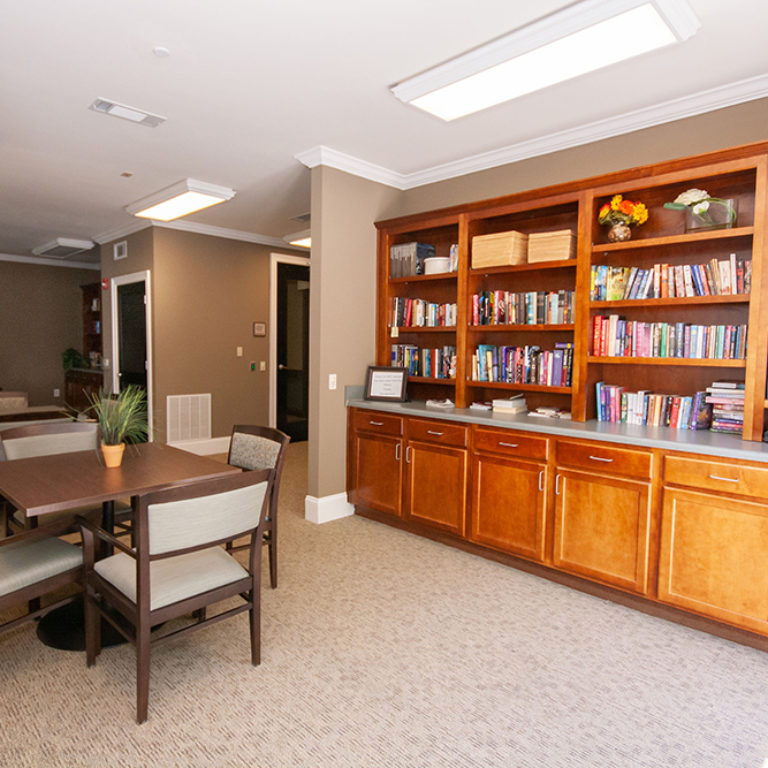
xmin=395 ymin=443 xmax=401 ymax=461
xmin=709 ymin=474 xmax=738 ymax=483
xmin=499 ymin=442 xmax=519 ymax=448
xmin=427 ymin=430 xmax=444 ymax=436
xmin=538 ymin=470 xmax=544 ymax=492
xmin=589 ymin=455 xmax=613 ymax=463
xmin=555 ymin=473 xmax=561 ymax=496
xmin=405 ymin=446 xmax=412 ymax=463
xmin=369 ymin=420 xmax=384 ymax=426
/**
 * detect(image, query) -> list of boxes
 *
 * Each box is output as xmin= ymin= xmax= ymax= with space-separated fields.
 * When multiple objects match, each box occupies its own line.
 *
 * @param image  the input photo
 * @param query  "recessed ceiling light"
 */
xmin=31 ymin=238 xmax=95 ymax=259
xmin=125 ymin=178 xmax=236 ymax=221
xmin=152 ymin=46 xmax=170 ymax=58
xmin=89 ymin=97 xmax=166 ymax=128
xmin=391 ymin=0 xmax=700 ymax=121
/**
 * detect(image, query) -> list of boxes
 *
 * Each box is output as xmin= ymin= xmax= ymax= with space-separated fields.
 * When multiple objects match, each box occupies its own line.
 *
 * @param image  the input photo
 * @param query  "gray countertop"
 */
xmin=346 ymin=387 xmax=768 ymax=464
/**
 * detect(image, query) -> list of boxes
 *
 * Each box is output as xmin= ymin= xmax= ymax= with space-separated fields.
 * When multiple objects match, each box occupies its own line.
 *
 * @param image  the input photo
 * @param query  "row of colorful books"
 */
xmin=390 ymin=344 xmax=456 ymax=379
xmin=592 ymin=315 xmax=747 ymax=360
xmin=390 ymin=297 xmax=457 ymax=328
xmin=595 ymin=380 xmax=744 ymax=432
xmin=471 ymin=343 xmax=573 ymax=386
xmin=470 ymin=290 xmax=574 ymax=326
xmin=590 ymin=255 xmax=752 ymax=301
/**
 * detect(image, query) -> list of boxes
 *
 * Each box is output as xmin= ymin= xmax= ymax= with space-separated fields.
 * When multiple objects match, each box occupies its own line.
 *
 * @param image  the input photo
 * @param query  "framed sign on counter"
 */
xmin=364 ymin=366 xmax=407 ymax=402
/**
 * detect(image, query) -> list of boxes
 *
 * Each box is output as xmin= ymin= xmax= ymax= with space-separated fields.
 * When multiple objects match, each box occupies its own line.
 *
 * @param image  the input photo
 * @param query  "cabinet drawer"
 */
xmin=473 ymin=427 xmax=548 ymax=461
xmin=351 ymin=409 xmax=403 ymax=437
xmin=408 ymin=418 xmax=467 ymax=448
xmin=664 ymin=455 xmax=768 ymax=500
xmin=556 ymin=439 xmax=651 ymax=479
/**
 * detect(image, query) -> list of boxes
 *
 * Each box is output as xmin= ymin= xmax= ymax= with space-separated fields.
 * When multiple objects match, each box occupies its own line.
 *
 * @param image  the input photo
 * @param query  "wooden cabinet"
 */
xmin=81 ymin=282 xmax=102 ymax=365
xmin=64 ymin=368 xmax=103 ymax=412
xmin=347 ymin=410 xmax=404 ymax=518
xmin=658 ymin=454 xmax=768 ymax=634
xmin=470 ymin=427 xmax=548 ymax=561
xmin=552 ymin=439 xmax=653 ymax=594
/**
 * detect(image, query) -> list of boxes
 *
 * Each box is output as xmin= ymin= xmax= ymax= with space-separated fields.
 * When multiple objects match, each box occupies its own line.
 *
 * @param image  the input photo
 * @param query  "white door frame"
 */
xmin=110 ymin=270 xmax=154 ymax=441
xmin=269 ymin=252 xmax=311 ymax=428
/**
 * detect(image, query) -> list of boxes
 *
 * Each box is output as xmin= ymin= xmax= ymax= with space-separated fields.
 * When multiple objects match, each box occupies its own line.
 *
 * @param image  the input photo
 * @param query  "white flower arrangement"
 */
xmin=664 ymin=188 xmax=737 ymax=229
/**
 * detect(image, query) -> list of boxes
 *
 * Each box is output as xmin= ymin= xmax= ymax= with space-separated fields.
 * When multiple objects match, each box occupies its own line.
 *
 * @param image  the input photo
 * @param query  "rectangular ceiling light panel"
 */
xmin=125 ymin=179 xmax=236 ymax=222
xmin=90 ymin=98 xmax=166 ymax=128
xmin=391 ymin=0 xmax=700 ymax=121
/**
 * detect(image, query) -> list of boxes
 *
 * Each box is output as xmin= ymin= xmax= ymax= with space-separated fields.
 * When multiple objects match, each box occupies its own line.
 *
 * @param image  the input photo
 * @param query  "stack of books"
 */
xmin=528 ymin=406 xmax=571 ymax=419
xmin=706 ymin=380 xmax=745 ymax=434
xmin=492 ymin=395 xmax=527 ymax=414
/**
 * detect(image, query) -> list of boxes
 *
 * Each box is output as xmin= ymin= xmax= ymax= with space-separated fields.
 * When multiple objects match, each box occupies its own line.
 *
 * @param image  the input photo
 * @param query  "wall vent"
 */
xmin=166 ymin=394 xmax=211 ymax=443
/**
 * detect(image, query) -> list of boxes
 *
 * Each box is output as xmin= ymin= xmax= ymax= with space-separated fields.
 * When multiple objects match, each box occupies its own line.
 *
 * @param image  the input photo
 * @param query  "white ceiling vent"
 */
xmin=89 ymin=97 xmax=166 ymax=128
xmin=31 ymin=237 xmax=95 ymax=259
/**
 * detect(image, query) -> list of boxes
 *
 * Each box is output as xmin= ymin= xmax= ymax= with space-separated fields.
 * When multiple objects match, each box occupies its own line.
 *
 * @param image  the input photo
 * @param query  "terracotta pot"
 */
xmin=101 ymin=443 xmax=126 ymax=468
xmin=607 ymin=221 xmax=632 ymax=242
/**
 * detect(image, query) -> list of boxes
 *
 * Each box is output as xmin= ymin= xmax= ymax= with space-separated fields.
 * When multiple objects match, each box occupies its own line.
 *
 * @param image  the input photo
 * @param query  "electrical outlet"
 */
xmin=329 ymin=373 xmax=337 ymax=390
xmin=259 ymin=361 xmax=266 ymax=371
xmin=53 ymin=388 xmax=60 ymax=398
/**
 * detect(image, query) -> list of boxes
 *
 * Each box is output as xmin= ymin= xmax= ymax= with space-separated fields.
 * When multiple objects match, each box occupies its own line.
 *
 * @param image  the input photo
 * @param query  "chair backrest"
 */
xmin=136 ymin=469 xmax=272 ymax=557
xmin=0 ymin=421 xmax=98 ymax=460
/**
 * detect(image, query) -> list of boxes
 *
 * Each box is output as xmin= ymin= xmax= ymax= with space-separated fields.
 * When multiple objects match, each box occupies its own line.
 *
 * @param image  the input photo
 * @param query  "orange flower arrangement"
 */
xmin=598 ymin=194 xmax=648 ymax=228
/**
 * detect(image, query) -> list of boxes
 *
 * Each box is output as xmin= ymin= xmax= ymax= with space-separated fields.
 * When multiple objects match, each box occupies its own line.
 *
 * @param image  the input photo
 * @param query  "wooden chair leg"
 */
xmin=84 ymin=591 xmax=101 ymax=667
xmin=136 ymin=625 xmax=151 ymax=724
xmin=268 ymin=535 xmax=277 ymax=589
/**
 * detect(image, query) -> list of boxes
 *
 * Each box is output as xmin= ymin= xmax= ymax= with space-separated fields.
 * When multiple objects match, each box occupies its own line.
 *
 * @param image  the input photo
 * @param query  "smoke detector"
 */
xmin=32 ymin=238 xmax=95 ymax=259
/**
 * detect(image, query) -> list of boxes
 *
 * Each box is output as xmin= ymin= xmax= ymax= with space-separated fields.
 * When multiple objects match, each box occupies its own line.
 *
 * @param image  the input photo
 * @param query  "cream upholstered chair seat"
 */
xmin=95 ymin=547 xmax=248 ymax=611
xmin=81 ymin=468 xmax=273 ymax=724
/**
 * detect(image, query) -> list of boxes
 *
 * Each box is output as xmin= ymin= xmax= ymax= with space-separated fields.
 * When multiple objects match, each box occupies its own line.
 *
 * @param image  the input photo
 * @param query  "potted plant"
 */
xmin=597 ymin=194 xmax=648 ymax=242
xmin=87 ymin=385 xmax=148 ymax=467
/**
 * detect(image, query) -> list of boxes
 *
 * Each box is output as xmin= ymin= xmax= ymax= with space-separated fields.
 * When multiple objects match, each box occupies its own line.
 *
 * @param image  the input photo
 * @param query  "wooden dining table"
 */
xmin=0 ymin=441 xmax=241 ymax=649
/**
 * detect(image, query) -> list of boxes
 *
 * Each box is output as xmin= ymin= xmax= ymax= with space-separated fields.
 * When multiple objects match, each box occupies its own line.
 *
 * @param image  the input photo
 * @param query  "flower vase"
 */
xmin=606 ymin=221 xmax=632 ymax=243
xmin=685 ymin=198 xmax=737 ymax=232
xmin=101 ymin=443 xmax=125 ymax=468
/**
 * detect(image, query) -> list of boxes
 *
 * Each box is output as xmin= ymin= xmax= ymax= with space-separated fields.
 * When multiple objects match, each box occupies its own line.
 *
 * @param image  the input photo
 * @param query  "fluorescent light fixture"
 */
xmin=32 ymin=237 xmax=95 ymax=258
xmin=391 ymin=0 xmax=699 ymax=121
xmin=90 ymin=97 xmax=166 ymax=128
xmin=283 ymin=229 xmax=311 ymax=249
xmin=125 ymin=179 xmax=236 ymax=221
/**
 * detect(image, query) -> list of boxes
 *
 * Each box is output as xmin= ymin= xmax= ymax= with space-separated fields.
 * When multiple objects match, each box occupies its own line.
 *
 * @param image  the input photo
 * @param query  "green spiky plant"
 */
xmin=86 ymin=385 xmax=148 ymax=445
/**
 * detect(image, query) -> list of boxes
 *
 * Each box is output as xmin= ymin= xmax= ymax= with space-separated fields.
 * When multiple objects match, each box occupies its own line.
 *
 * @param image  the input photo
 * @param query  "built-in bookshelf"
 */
xmin=375 ymin=144 xmax=768 ymax=441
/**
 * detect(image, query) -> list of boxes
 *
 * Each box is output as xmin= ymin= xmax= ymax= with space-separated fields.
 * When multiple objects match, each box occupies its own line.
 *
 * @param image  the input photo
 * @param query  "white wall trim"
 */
xmin=109 ymin=269 xmax=154 ymax=441
xmin=269 ymin=252 xmax=311 ymax=429
xmin=297 ymin=73 xmax=768 ymax=191
xmin=304 ymin=492 xmax=354 ymax=524
xmin=168 ymin=436 xmax=231 ymax=455
xmin=0 ymin=252 xmax=100 ymax=270
xmin=152 ymin=219 xmax=304 ymax=249
xmin=92 ymin=220 xmax=151 ymax=245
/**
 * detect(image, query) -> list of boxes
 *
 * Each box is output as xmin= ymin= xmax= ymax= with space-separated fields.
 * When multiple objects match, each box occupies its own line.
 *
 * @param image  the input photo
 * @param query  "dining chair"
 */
xmin=0 ymin=518 xmax=82 ymax=636
xmin=226 ymin=425 xmax=290 ymax=588
xmin=0 ymin=421 xmax=101 ymax=536
xmin=80 ymin=468 xmax=272 ymax=724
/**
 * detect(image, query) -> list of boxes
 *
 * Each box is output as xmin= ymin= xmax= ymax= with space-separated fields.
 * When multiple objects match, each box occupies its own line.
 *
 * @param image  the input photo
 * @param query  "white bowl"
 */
xmin=424 ymin=256 xmax=450 ymax=275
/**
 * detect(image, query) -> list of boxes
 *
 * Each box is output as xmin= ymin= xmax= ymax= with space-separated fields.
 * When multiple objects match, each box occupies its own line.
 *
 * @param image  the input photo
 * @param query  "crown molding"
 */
xmin=298 ymin=74 xmax=768 ymax=191
xmin=92 ymin=220 xmax=150 ymax=245
xmin=153 ymin=219 xmax=303 ymax=249
xmin=0 ymin=252 xmax=100 ymax=270
xmin=295 ymin=146 xmax=407 ymax=190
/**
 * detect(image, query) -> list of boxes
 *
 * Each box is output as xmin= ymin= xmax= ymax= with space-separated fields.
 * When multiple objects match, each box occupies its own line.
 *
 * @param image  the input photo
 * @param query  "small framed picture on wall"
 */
xmin=253 ymin=322 xmax=266 ymax=337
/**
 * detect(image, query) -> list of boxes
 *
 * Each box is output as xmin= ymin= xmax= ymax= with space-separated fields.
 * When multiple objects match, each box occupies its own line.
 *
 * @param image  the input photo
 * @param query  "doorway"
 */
xmin=269 ymin=254 xmax=310 ymax=442
xmin=110 ymin=270 xmax=154 ymax=440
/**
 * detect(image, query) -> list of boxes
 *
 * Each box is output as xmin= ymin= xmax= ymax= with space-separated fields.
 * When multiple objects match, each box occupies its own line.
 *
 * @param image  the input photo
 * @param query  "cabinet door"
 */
xmin=470 ymin=454 xmax=546 ymax=561
xmin=658 ymin=487 xmax=768 ymax=634
xmin=553 ymin=468 xmax=651 ymax=594
xmin=350 ymin=431 xmax=403 ymax=518
xmin=405 ymin=441 xmax=468 ymax=535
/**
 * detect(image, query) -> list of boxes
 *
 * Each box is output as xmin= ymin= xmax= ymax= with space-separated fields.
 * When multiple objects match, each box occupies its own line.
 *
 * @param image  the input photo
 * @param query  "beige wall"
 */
xmin=0 ymin=259 xmax=99 ymax=405
xmin=101 ymin=226 xmax=297 ymax=441
xmin=308 ymin=166 xmax=400 ymax=497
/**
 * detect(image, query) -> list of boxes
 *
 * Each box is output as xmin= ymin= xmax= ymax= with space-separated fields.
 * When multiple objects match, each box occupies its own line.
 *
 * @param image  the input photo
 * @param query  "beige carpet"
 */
xmin=3 ymin=441 xmax=768 ymax=767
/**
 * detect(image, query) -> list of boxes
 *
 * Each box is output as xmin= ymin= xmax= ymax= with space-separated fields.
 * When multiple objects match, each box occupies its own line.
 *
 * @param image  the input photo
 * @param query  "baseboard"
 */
xmin=168 ymin=436 xmax=231 ymax=455
xmin=304 ymin=492 xmax=354 ymax=524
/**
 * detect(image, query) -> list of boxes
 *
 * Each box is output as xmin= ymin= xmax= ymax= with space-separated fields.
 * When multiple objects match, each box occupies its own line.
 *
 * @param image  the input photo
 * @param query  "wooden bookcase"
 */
xmin=375 ymin=143 xmax=768 ymax=442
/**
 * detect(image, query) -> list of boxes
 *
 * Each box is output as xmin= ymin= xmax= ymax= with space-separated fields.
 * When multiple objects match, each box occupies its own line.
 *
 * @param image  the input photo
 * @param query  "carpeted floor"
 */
xmin=3 ymin=440 xmax=768 ymax=767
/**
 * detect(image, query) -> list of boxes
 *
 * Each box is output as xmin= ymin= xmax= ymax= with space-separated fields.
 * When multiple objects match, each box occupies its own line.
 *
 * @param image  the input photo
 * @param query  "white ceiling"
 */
xmin=1 ymin=0 xmax=767 ymax=264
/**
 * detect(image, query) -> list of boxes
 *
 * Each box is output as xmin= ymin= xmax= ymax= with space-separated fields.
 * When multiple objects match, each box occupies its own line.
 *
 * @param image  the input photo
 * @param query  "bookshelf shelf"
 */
xmin=389 ymin=273 xmax=457 ymax=285
xmin=591 ymin=226 xmax=754 ymax=253
xmin=391 ymin=326 xmax=457 ymax=333
xmin=469 ymin=259 xmax=576 ymax=277
xmin=590 ymin=295 xmax=750 ymax=309
xmin=407 ymin=376 xmax=456 ymax=384
xmin=466 ymin=381 xmax=572 ymax=394
xmin=468 ymin=324 xmax=574 ymax=332
xmin=588 ymin=356 xmax=746 ymax=368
